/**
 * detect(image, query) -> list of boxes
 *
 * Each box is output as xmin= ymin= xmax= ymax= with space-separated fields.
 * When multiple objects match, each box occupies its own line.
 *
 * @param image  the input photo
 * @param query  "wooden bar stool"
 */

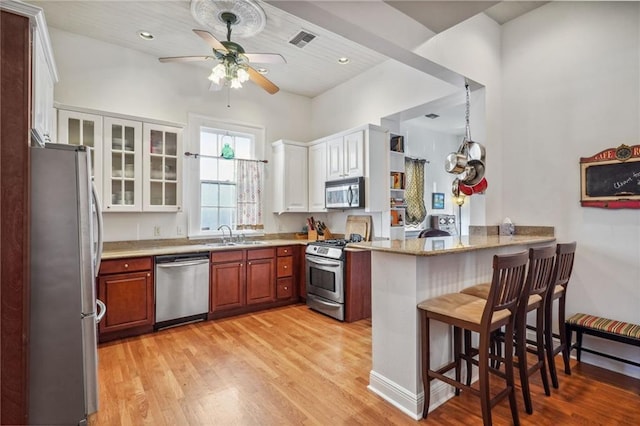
xmin=418 ymin=251 xmax=528 ymax=425
xmin=541 ymin=242 xmax=577 ymax=388
xmin=460 ymin=245 xmax=556 ymax=414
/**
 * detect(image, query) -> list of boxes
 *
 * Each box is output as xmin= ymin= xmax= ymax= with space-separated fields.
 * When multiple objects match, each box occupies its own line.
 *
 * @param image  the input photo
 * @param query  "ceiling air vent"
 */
xmin=289 ymin=30 xmax=316 ymax=48
xmin=425 ymin=113 xmax=440 ymax=119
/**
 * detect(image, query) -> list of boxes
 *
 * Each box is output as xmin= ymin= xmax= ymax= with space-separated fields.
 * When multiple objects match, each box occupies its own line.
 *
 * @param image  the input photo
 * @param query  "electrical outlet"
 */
xmin=153 ymin=226 xmax=161 ymax=237
xmin=176 ymin=225 xmax=183 ymax=236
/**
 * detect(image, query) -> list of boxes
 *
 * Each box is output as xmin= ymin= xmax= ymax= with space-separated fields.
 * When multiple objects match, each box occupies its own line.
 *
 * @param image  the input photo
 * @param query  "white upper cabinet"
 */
xmin=272 ymin=140 xmax=308 ymax=213
xmin=326 ymin=130 xmax=364 ymax=181
xmin=142 ymin=123 xmax=183 ymax=212
xmin=308 ymin=141 xmax=327 ymax=212
xmin=32 ymin=25 xmax=57 ymax=143
xmin=57 ymin=110 xmax=104 ymax=199
xmin=58 ymin=107 xmax=183 ymax=213
xmin=103 ymin=117 xmax=142 ymax=212
xmin=343 ymin=130 xmax=364 ymax=177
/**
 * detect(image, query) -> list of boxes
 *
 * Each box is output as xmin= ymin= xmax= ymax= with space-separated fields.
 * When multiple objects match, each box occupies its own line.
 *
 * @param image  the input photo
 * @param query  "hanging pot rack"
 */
xmin=444 ymin=81 xmax=487 ymax=195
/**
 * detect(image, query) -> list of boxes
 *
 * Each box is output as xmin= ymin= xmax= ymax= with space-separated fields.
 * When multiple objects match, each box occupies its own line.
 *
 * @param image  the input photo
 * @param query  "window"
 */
xmin=199 ymin=129 xmax=252 ymax=231
xmin=187 ymin=115 xmax=265 ymax=238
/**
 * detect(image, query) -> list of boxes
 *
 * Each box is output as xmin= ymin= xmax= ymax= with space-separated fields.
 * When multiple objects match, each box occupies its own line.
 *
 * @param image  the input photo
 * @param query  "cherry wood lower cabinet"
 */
xmin=276 ymin=246 xmax=294 ymax=300
xmin=344 ymin=250 xmax=372 ymax=322
xmin=209 ymin=250 xmax=245 ymax=312
xmin=296 ymin=245 xmax=307 ymax=300
xmin=246 ymin=249 xmax=276 ymax=304
xmin=97 ymin=257 xmax=154 ymax=342
xmin=209 ymin=246 xmax=297 ymax=319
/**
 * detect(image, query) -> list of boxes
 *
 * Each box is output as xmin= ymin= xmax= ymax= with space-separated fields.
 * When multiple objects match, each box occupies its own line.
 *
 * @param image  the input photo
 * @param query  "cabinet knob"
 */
xmin=284 ymin=286 xmax=288 ymax=290
xmin=284 ymin=265 xmax=288 ymax=269
xmin=147 ymin=273 xmax=150 ymax=277
xmin=124 ymin=263 xmax=129 ymax=268
xmin=284 ymin=250 xmax=289 ymax=254
xmin=248 ymin=262 xmax=252 ymax=265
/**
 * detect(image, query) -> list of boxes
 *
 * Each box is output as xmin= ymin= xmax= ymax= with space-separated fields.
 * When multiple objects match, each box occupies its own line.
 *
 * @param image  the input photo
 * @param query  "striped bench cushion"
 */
xmin=566 ymin=313 xmax=640 ymax=340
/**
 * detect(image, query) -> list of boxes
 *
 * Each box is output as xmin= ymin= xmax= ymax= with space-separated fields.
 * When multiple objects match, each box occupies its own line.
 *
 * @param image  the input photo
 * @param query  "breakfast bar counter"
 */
xmin=348 ymin=234 xmax=555 ymax=419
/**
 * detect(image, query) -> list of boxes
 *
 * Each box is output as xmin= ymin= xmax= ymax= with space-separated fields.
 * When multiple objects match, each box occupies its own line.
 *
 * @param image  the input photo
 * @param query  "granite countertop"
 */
xmin=348 ymin=234 xmax=556 ymax=257
xmin=101 ymin=238 xmax=309 ymax=260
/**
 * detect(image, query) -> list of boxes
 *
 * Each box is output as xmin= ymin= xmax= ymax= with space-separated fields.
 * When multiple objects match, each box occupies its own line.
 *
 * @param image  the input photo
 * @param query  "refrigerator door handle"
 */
xmin=92 ymin=182 xmax=104 ymax=276
xmin=96 ymin=299 xmax=106 ymax=324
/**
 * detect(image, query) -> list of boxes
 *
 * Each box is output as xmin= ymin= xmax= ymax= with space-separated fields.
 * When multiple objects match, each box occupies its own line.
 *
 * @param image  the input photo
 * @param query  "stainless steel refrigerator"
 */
xmin=30 ymin=143 xmax=105 ymax=425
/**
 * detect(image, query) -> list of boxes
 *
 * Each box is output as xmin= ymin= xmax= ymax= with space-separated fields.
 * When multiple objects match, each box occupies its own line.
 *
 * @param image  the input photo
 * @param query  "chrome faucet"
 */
xmin=217 ymin=225 xmax=233 ymax=243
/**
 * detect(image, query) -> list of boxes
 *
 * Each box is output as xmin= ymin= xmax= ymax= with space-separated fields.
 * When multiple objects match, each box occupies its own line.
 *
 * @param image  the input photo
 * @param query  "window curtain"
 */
xmin=236 ymin=160 xmax=264 ymax=230
xmin=404 ymin=157 xmax=427 ymax=226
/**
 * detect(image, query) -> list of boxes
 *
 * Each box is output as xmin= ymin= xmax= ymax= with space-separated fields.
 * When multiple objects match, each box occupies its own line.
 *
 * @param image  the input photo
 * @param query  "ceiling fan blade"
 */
xmin=247 ymin=66 xmax=279 ymax=94
xmin=159 ymin=56 xmax=212 ymax=63
xmin=193 ymin=29 xmax=227 ymax=53
xmin=245 ymin=53 xmax=287 ymax=64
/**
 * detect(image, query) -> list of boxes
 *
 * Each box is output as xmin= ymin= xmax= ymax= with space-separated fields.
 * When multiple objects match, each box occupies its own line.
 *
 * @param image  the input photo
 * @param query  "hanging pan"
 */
xmin=461 ymin=159 xmax=485 ymax=186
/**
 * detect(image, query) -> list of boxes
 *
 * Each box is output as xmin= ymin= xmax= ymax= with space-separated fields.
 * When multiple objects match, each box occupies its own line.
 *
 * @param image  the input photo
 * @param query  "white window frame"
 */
xmin=186 ymin=113 xmax=265 ymax=239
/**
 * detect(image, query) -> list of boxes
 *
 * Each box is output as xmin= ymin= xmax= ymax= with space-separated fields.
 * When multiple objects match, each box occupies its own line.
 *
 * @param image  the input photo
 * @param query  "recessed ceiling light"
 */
xmin=256 ymin=68 xmax=268 ymax=74
xmin=337 ymin=57 xmax=350 ymax=64
xmin=138 ymin=31 xmax=154 ymax=41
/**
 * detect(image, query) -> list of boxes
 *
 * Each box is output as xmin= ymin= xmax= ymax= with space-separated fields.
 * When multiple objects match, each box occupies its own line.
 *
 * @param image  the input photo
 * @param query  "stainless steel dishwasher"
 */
xmin=155 ymin=253 xmax=210 ymax=328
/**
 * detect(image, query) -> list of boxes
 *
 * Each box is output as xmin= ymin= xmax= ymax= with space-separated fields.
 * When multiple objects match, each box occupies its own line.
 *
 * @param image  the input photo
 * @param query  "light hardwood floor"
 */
xmin=90 ymin=304 xmax=640 ymax=425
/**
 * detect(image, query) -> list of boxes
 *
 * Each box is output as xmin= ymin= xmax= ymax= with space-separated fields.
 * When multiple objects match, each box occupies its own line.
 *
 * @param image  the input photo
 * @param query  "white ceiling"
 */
xmin=28 ymin=0 xmax=545 ymax=100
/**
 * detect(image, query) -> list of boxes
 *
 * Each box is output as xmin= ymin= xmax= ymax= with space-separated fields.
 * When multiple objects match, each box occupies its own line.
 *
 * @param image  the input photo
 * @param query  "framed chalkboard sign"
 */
xmin=580 ymin=144 xmax=640 ymax=209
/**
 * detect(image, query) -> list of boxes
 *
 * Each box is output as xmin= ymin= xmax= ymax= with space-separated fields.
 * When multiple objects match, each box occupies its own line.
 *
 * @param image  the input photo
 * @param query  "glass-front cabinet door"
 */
xmin=57 ymin=110 xmax=104 ymax=198
xmin=103 ymin=117 xmax=142 ymax=212
xmin=142 ymin=123 xmax=182 ymax=212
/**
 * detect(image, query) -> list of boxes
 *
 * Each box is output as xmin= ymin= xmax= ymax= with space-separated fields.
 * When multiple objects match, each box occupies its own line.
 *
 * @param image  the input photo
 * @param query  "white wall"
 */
xmin=501 ymin=2 xmax=640 ymax=378
xmin=310 ymin=59 xmax=460 ymax=138
xmin=50 ymin=28 xmax=314 ymax=241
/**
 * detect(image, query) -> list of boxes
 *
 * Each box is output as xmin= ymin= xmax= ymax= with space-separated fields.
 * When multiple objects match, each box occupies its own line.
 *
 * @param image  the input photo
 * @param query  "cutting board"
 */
xmin=345 ymin=215 xmax=372 ymax=241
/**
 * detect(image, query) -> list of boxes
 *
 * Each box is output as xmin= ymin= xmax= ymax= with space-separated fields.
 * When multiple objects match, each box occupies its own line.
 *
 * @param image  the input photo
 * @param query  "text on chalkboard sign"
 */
xmin=580 ymin=144 xmax=640 ymax=209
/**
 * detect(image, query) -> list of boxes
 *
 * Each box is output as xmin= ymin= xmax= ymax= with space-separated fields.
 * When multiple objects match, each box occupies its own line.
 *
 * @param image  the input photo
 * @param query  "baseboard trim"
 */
xmin=367 ymin=370 xmax=456 ymax=419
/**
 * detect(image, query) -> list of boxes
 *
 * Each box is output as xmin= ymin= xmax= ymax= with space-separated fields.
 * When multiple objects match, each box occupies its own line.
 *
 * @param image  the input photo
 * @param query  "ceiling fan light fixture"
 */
xmin=208 ymin=63 xmax=226 ymax=84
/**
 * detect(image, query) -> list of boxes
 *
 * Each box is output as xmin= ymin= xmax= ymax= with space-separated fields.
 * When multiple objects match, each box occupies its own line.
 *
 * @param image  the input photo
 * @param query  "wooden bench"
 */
xmin=565 ymin=313 xmax=640 ymax=368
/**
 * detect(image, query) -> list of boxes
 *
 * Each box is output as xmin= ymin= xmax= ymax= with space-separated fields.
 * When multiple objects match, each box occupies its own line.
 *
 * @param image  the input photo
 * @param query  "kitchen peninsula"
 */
xmin=349 ymin=234 xmax=556 ymax=419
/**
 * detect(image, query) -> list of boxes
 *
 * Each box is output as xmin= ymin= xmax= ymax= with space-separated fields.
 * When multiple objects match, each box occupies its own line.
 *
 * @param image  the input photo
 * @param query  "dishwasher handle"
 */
xmin=156 ymin=259 xmax=209 ymax=268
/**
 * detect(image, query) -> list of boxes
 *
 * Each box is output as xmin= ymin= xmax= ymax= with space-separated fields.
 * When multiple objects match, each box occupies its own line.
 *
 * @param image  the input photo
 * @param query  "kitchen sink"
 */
xmin=206 ymin=240 xmax=268 ymax=247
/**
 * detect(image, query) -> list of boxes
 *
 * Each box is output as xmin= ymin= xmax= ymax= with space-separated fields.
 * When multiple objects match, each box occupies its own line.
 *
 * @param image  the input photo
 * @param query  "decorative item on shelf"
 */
xmin=390 ymin=134 xmax=404 ymax=152
xmin=391 ymin=210 xmax=399 ymax=226
xmin=391 ymin=172 xmax=404 ymax=189
xmin=390 ymin=197 xmax=407 ymax=208
xmin=444 ymin=82 xmax=488 ymax=198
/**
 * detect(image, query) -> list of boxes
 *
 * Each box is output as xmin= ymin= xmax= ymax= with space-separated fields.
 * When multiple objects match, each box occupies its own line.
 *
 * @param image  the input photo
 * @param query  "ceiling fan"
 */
xmin=159 ymin=12 xmax=286 ymax=94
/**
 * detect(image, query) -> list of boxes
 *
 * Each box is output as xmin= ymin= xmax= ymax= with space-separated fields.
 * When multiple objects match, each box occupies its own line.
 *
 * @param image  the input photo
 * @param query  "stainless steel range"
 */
xmin=305 ymin=239 xmax=349 ymax=321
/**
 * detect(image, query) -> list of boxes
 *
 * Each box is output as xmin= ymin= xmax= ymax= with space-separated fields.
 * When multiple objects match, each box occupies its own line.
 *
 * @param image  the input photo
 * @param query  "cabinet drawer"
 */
xmin=277 ymin=246 xmax=294 ymax=256
xmin=210 ymin=250 xmax=244 ymax=264
xmin=277 ymin=277 xmax=293 ymax=299
xmin=99 ymin=257 xmax=152 ymax=274
xmin=277 ymin=256 xmax=293 ymax=277
xmin=247 ymin=247 xmax=276 ymax=260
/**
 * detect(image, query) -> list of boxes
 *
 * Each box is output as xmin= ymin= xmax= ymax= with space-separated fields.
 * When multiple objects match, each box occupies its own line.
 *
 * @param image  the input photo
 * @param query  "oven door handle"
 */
xmin=306 ymin=257 xmax=342 ymax=268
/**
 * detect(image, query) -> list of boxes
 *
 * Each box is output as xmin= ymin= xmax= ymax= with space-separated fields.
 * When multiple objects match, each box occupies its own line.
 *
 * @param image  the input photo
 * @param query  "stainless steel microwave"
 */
xmin=325 ymin=176 xmax=365 ymax=209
